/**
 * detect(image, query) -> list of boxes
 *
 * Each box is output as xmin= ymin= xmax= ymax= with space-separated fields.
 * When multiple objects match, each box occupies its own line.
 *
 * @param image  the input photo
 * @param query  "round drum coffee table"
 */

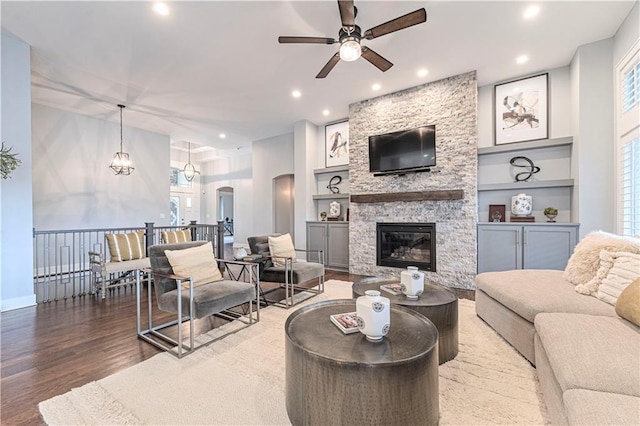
xmin=353 ymin=276 xmax=458 ymax=364
xmin=285 ymin=299 xmax=439 ymax=425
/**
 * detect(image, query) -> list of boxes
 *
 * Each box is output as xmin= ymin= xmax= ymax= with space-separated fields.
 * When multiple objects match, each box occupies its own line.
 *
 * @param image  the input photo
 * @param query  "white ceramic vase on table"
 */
xmin=511 ymin=193 xmax=533 ymax=216
xmin=356 ymin=290 xmax=390 ymax=342
xmin=400 ymin=266 xmax=425 ymax=300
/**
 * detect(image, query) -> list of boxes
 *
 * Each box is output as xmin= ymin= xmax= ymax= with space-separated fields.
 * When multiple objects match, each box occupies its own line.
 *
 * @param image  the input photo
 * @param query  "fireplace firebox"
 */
xmin=376 ymin=223 xmax=436 ymax=271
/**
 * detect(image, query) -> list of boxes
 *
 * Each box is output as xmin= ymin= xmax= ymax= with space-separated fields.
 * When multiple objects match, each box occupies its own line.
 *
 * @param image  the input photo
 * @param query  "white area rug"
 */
xmin=39 ymin=280 xmax=548 ymax=425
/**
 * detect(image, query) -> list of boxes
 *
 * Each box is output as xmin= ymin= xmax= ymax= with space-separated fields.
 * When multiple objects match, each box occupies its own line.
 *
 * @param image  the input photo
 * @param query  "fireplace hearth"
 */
xmin=376 ymin=223 xmax=436 ymax=271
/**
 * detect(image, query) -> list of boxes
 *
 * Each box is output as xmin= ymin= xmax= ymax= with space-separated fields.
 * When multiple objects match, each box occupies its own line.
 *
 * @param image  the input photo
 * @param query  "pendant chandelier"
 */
xmin=109 ymin=104 xmax=135 ymax=175
xmin=182 ymin=142 xmax=200 ymax=182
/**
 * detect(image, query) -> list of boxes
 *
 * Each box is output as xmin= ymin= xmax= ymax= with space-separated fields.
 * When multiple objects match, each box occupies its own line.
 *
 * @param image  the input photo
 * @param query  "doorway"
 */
xmin=216 ymin=186 xmax=234 ymax=243
xmin=273 ymin=174 xmax=294 ymax=239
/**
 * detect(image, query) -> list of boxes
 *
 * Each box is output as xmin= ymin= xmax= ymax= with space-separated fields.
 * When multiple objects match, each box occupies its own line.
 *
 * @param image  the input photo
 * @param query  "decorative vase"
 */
xmin=545 ymin=213 xmax=557 ymax=222
xmin=356 ymin=290 xmax=390 ymax=342
xmin=400 ymin=266 xmax=424 ymax=300
xmin=232 ymin=247 xmax=248 ymax=260
xmin=511 ymin=193 xmax=533 ymax=216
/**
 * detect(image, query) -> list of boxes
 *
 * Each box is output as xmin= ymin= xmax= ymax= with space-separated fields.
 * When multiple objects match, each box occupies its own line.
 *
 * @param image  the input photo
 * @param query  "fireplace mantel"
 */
xmin=351 ymin=190 xmax=464 ymax=203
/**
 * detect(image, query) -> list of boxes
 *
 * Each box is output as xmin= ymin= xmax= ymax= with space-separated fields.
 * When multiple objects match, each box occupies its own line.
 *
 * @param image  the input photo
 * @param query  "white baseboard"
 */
xmin=1 ymin=294 xmax=37 ymax=312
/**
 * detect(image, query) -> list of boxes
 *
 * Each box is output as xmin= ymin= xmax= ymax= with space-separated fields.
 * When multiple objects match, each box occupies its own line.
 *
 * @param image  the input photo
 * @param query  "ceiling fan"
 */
xmin=278 ymin=0 xmax=427 ymax=79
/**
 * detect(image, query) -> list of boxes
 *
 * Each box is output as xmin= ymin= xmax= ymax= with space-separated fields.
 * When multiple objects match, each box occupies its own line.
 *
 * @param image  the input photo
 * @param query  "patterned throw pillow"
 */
xmin=161 ymin=229 xmax=192 ymax=244
xmin=105 ymin=231 xmax=145 ymax=262
xmin=268 ymin=233 xmax=297 ymax=268
xmin=164 ymin=242 xmax=222 ymax=288
xmin=596 ymin=252 xmax=640 ymax=305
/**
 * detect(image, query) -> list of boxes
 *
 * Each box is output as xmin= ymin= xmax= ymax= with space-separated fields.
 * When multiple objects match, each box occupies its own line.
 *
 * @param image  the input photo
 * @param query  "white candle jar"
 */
xmin=356 ymin=290 xmax=390 ymax=342
xmin=400 ymin=266 xmax=425 ymax=300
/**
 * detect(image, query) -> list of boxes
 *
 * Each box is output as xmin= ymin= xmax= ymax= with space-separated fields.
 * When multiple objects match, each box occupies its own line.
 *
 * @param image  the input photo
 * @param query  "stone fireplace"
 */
xmin=348 ymin=71 xmax=478 ymax=290
xmin=377 ymin=223 xmax=436 ymax=271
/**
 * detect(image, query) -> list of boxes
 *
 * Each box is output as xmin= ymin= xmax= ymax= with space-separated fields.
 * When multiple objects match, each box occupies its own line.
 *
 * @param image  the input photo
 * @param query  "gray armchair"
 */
xmin=247 ymin=234 xmax=324 ymax=308
xmin=136 ymin=241 xmax=260 ymax=358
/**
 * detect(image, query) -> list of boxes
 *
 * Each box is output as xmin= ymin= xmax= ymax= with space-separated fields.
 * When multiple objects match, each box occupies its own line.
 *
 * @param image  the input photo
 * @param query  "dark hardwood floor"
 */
xmin=0 ymin=269 xmax=473 ymax=425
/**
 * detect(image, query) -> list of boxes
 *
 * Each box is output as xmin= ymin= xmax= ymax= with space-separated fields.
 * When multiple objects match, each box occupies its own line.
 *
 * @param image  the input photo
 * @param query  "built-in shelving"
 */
xmin=477 ymin=137 xmax=572 ymax=156
xmin=478 ymin=179 xmax=574 ymax=192
xmin=312 ymin=193 xmax=350 ymax=200
xmin=313 ymin=165 xmax=349 ymax=174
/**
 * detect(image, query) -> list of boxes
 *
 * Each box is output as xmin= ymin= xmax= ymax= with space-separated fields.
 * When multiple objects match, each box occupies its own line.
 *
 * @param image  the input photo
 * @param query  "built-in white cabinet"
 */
xmin=477 ymin=223 xmax=579 ymax=273
xmin=477 ymin=137 xmax=574 ymax=223
xmin=313 ymin=165 xmax=350 ymax=221
xmin=307 ymin=221 xmax=349 ymax=271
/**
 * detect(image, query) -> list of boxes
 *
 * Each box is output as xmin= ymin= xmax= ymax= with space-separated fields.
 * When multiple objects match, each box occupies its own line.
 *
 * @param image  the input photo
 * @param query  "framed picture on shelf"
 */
xmin=489 ymin=204 xmax=506 ymax=222
xmin=494 ymin=73 xmax=548 ymax=145
xmin=325 ymin=120 xmax=349 ymax=167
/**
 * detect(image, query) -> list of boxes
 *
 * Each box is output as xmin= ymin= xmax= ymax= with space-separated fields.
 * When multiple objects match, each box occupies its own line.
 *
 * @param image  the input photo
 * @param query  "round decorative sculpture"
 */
xmin=510 ymin=156 xmax=540 ymax=182
xmin=511 ymin=193 xmax=533 ymax=216
xmin=544 ymin=206 xmax=558 ymax=222
xmin=400 ymin=266 xmax=425 ymax=300
xmin=326 ymin=175 xmax=342 ymax=194
xmin=356 ymin=290 xmax=390 ymax=342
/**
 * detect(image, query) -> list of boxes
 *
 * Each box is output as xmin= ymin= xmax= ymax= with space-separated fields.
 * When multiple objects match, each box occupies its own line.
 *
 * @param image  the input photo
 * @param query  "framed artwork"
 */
xmin=489 ymin=204 xmax=506 ymax=223
xmin=325 ymin=120 xmax=349 ymax=167
xmin=494 ymin=73 xmax=548 ymax=145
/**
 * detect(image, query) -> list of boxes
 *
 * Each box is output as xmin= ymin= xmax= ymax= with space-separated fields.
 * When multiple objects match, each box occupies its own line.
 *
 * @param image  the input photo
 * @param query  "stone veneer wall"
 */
xmin=349 ymin=71 xmax=478 ymax=289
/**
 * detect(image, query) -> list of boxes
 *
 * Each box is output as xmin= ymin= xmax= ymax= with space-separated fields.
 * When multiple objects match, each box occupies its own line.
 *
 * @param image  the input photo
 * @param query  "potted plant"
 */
xmin=1 ymin=142 xmax=21 ymax=179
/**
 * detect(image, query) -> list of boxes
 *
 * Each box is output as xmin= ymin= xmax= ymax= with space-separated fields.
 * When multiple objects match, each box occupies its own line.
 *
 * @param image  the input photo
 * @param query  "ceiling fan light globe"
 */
xmin=339 ymin=40 xmax=361 ymax=62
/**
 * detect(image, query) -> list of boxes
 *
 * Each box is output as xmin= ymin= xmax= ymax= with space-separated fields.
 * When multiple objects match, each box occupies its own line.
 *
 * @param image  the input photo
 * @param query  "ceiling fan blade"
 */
xmin=278 ymin=36 xmax=337 ymax=44
xmin=338 ymin=0 xmax=355 ymax=28
xmin=361 ymin=47 xmax=393 ymax=72
xmin=363 ymin=8 xmax=427 ymax=40
xmin=316 ymin=53 xmax=341 ymax=79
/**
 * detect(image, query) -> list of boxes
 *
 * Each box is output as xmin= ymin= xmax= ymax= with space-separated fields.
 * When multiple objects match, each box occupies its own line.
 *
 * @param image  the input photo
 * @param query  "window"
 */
xmin=620 ymin=137 xmax=640 ymax=236
xmin=170 ymin=166 xmax=191 ymax=188
xmin=622 ymin=61 xmax=640 ymax=112
xmin=616 ymin=42 xmax=640 ymax=236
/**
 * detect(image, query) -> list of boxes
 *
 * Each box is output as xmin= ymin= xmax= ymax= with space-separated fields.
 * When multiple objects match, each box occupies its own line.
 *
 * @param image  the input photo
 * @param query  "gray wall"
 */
xmin=570 ymin=38 xmax=615 ymax=236
xmin=613 ymin=2 xmax=639 ymax=66
xmin=1 ymin=31 xmax=36 ymax=311
xmin=32 ymin=104 xmax=171 ymax=230
xmin=251 ymin=132 xmax=294 ymax=241
xmin=349 ymin=71 xmax=478 ymax=290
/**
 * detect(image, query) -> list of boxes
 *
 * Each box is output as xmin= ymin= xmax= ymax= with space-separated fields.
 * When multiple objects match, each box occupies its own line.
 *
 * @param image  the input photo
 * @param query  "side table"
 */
xmin=285 ymin=299 xmax=439 ymax=425
xmin=353 ymin=276 xmax=459 ymax=364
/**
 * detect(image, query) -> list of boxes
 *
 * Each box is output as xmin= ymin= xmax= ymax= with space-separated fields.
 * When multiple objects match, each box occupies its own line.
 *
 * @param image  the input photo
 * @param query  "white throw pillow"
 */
xmin=575 ymin=250 xmax=616 ymax=296
xmin=164 ymin=242 xmax=223 ymax=288
xmin=595 ymin=252 xmax=640 ymax=305
xmin=268 ymin=234 xmax=297 ymax=268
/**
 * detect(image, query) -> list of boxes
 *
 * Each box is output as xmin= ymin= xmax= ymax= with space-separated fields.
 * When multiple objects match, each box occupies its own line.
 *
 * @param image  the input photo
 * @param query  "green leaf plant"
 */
xmin=1 ymin=142 xmax=22 ymax=179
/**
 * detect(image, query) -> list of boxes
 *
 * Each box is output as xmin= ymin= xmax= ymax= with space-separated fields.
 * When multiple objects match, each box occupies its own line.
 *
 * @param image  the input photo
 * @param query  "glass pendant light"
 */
xmin=182 ymin=142 xmax=200 ymax=182
xmin=109 ymin=104 xmax=135 ymax=175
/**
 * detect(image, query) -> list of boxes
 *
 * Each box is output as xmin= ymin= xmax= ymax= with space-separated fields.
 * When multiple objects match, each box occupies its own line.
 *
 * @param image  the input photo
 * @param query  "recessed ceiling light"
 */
xmin=523 ymin=5 xmax=540 ymax=19
xmin=372 ymin=83 xmax=381 ymax=91
xmin=292 ymin=90 xmax=301 ymax=98
xmin=153 ymin=2 xmax=170 ymax=16
xmin=516 ymin=55 xmax=529 ymax=64
xmin=322 ymin=109 xmax=330 ymax=116
xmin=219 ymin=133 xmax=226 ymax=139
xmin=417 ymin=68 xmax=429 ymax=78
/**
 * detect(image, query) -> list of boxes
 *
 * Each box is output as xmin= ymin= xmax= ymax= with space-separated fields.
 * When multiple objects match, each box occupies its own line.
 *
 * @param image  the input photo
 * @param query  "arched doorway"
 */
xmin=273 ymin=174 xmax=294 ymax=239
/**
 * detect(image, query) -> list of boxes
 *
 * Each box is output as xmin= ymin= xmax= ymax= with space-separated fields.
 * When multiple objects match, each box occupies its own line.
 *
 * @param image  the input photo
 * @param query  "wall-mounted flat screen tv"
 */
xmin=368 ymin=125 xmax=436 ymax=175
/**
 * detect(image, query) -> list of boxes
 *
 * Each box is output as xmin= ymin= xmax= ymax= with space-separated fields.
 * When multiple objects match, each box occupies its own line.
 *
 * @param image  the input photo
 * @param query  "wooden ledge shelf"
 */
xmin=351 ymin=190 xmax=464 ymax=203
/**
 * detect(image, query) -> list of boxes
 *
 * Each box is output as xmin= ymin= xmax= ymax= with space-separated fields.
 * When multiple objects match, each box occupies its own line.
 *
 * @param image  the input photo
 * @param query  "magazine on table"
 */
xmin=380 ymin=283 xmax=403 ymax=296
xmin=330 ymin=312 xmax=359 ymax=334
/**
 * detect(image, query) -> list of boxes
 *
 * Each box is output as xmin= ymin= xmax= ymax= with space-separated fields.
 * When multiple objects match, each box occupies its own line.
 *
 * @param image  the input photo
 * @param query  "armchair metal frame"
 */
xmin=268 ymin=248 xmax=325 ymax=309
xmin=136 ymin=259 xmax=260 ymax=359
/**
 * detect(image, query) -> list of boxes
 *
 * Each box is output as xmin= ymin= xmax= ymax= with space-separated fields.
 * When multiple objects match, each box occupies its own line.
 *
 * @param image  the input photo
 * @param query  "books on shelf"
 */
xmin=510 ymin=215 xmax=535 ymax=222
xmin=380 ymin=283 xmax=403 ymax=296
xmin=330 ymin=312 xmax=360 ymax=334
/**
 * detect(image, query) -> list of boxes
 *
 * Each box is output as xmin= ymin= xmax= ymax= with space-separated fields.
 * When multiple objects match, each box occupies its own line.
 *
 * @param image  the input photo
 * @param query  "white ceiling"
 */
xmin=1 ymin=1 xmax=635 ymax=153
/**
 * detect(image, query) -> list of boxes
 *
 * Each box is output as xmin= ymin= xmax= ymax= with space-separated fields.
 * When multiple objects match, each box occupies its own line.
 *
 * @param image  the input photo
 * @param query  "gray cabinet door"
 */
xmin=327 ymin=223 xmax=349 ymax=269
xmin=523 ymin=226 xmax=578 ymax=270
xmin=306 ymin=223 xmax=327 ymax=265
xmin=477 ymin=225 xmax=522 ymax=273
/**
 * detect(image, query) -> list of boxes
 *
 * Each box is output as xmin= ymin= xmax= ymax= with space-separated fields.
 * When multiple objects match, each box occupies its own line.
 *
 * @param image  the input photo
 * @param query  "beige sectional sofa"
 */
xmin=476 ymin=232 xmax=640 ymax=425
